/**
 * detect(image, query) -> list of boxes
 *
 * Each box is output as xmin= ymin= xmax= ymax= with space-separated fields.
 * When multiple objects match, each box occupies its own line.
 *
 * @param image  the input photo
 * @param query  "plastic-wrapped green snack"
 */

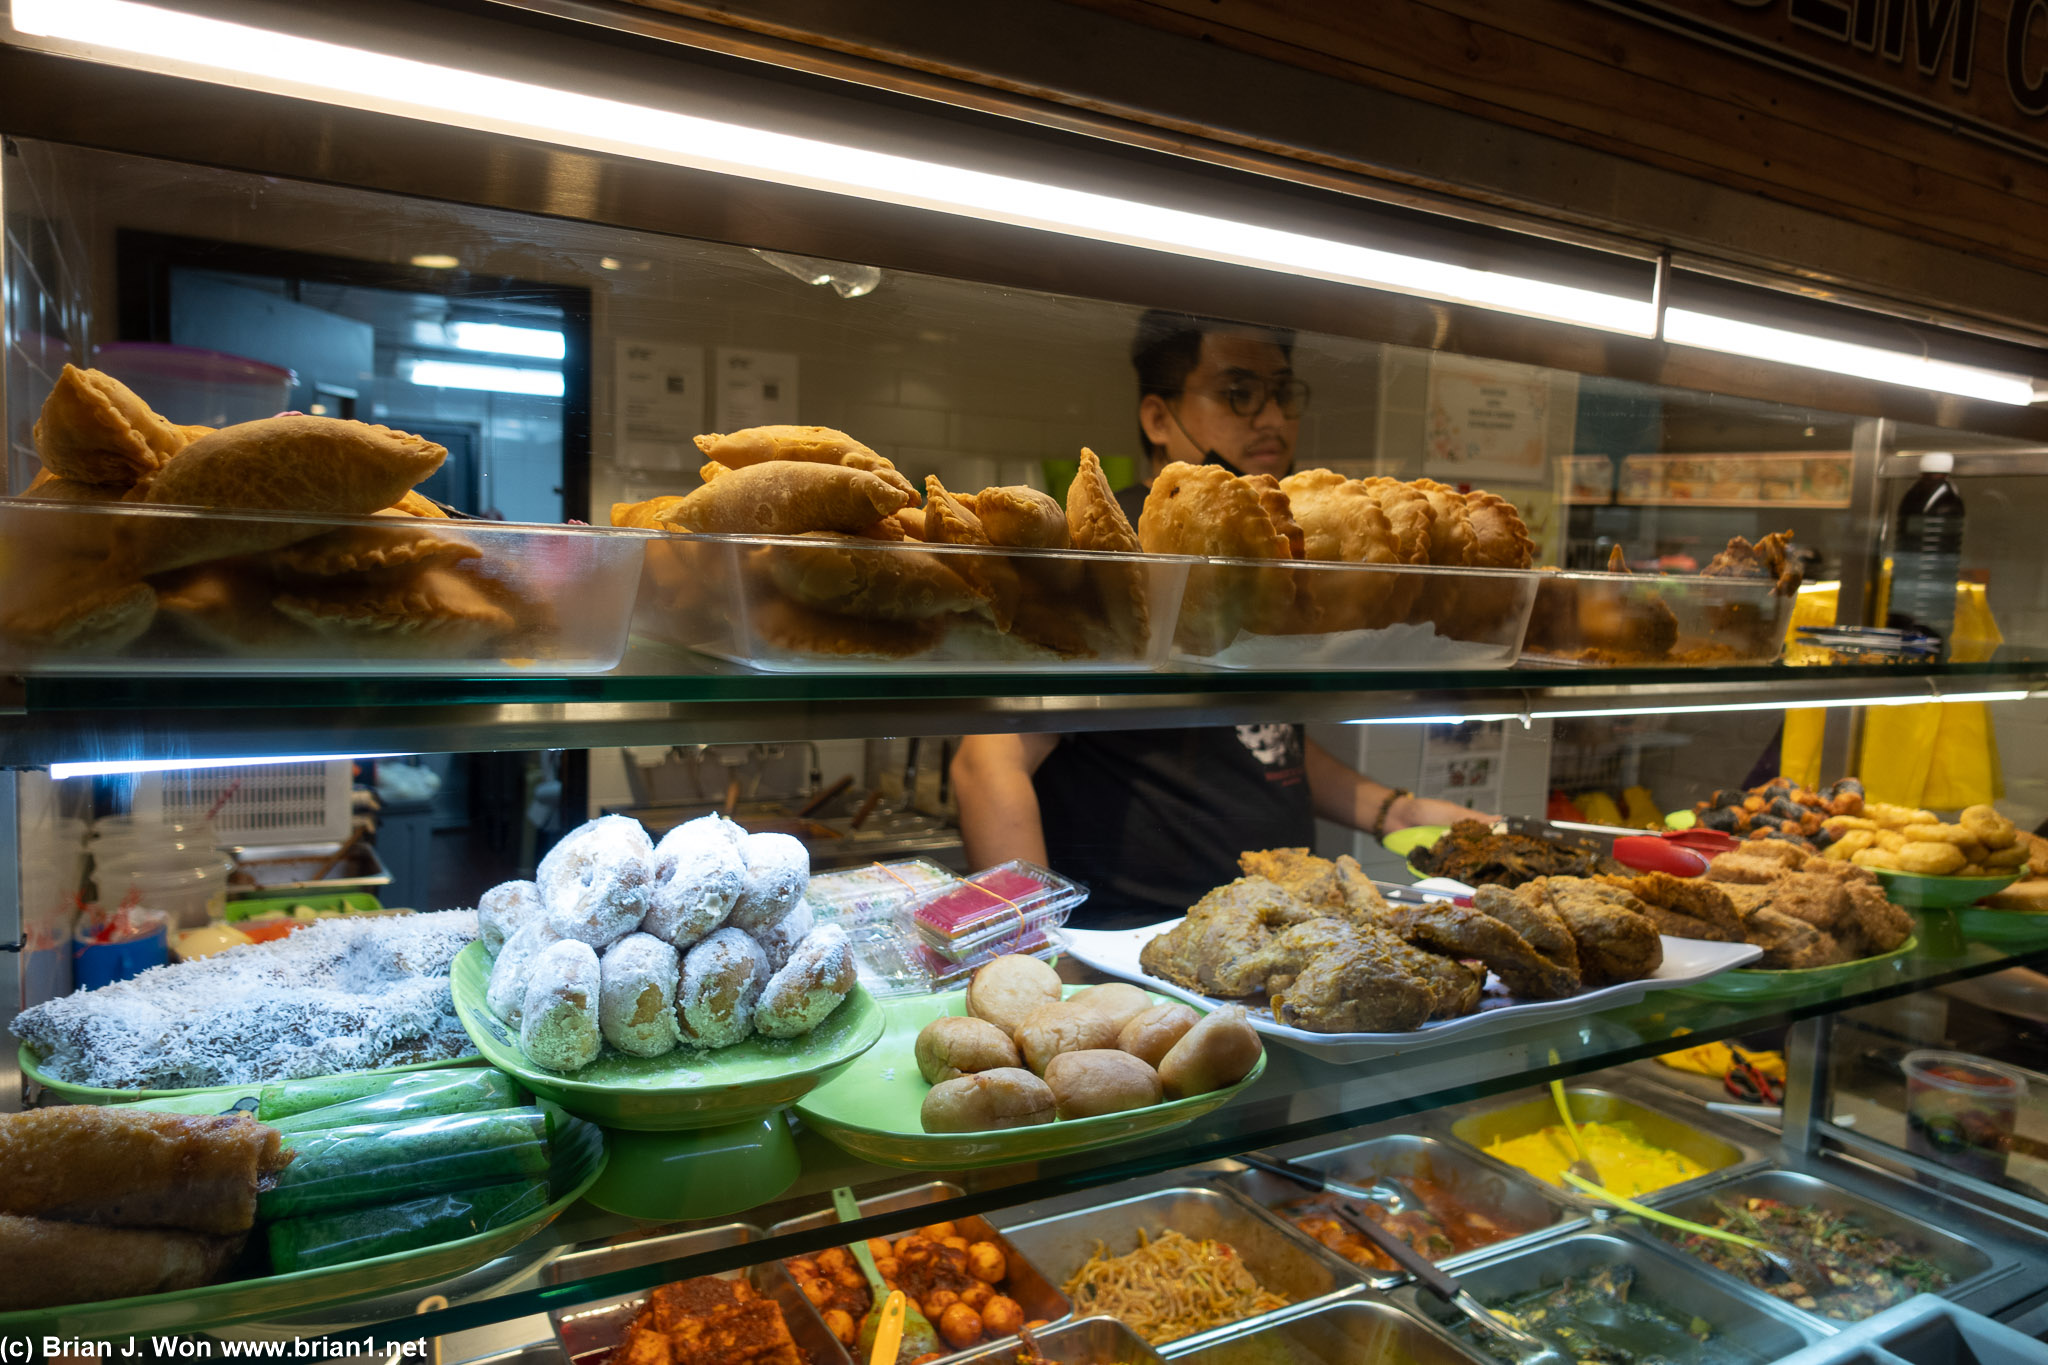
xmin=267 ymin=1180 xmax=548 ymax=1273
xmin=258 ymin=1068 xmax=494 ymax=1121
xmin=258 ymin=1109 xmax=549 ymax=1221
xmin=268 ymin=1070 xmax=526 ymax=1135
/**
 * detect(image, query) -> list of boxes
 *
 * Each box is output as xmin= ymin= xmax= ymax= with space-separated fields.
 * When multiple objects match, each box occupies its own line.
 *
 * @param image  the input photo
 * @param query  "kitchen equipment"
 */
xmin=1233 ymin=1152 xmax=1454 ymax=1245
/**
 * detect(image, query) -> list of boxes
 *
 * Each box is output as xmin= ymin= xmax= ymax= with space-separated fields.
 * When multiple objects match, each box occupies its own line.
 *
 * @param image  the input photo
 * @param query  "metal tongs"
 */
xmin=1317 ymin=1194 xmax=1567 ymax=1365
xmin=1236 ymin=1152 xmax=1449 ymax=1237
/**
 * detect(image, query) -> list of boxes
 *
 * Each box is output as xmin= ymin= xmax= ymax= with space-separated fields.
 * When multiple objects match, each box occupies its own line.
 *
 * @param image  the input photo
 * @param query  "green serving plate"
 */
xmin=1381 ymin=824 xmax=1448 ymax=879
xmin=18 ymin=1044 xmax=480 ymax=1109
xmin=1872 ymin=867 xmax=2022 ymax=910
xmin=222 ymin=892 xmax=386 ymax=922
xmin=1665 ymin=935 xmax=1918 ymax=1001
xmin=794 ymin=985 xmax=1267 ymax=1170
xmin=449 ymin=940 xmax=883 ymax=1130
xmin=0 ymin=1114 xmax=605 ymax=1339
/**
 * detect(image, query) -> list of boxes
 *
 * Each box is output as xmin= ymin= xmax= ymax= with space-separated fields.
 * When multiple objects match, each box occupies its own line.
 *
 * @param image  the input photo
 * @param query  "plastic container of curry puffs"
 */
xmin=0 ymin=499 xmax=648 ymax=674
xmin=1520 ymin=569 xmax=1793 ymax=667
xmin=630 ymin=532 xmax=1191 ymax=672
xmin=1164 ymin=556 xmax=1541 ymax=671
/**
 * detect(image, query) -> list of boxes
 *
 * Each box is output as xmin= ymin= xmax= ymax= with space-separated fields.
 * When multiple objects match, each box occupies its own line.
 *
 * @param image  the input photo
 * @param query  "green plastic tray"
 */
xmin=0 ymin=1115 xmax=605 ymax=1338
xmin=1663 ymin=935 xmax=1918 ymax=1001
xmin=1380 ymin=824 xmax=1448 ymax=880
xmin=795 ymin=985 xmax=1267 ymax=1170
xmin=1871 ymin=867 xmax=2022 ymax=910
xmin=18 ymin=1044 xmax=481 ymax=1108
xmin=450 ymin=940 xmax=883 ymax=1131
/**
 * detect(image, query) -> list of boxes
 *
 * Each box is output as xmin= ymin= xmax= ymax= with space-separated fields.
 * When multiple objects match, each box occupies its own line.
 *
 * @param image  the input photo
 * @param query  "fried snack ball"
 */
xmin=1065 ymin=982 xmax=1152 ymax=1035
xmin=1825 ymin=830 xmax=1876 ymax=861
xmin=1044 ymin=1049 xmax=1164 ymax=1119
xmin=1158 ymin=1004 xmax=1264 ymax=1098
xmin=1118 ymin=1002 xmax=1201 ymax=1067
xmin=822 ymin=1310 xmax=856 ymax=1345
xmin=959 ymin=1282 xmax=995 ymax=1311
xmin=800 ymin=1278 xmax=833 ymax=1308
xmin=924 ymin=1290 xmax=959 ymax=1318
xmin=856 ymin=1239 xmax=889 ymax=1265
xmin=920 ymin=1222 xmax=958 ymax=1242
xmin=1865 ymin=802 xmax=1936 ymax=827
xmin=942 ymin=1236 xmax=971 ymax=1254
xmin=981 ymin=1296 xmax=1025 ymax=1337
xmin=1852 ymin=847 xmax=1898 ymax=870
xmin=966 ymin=1242 xmax=1006 ymax=1283
xmin=873 ymin=1256 xmax=901 ymax=1280
xmin=1877 ymin=830 xmax=1908 ymax=853
xmin=1900 ymin=822 xmax=1970 ymax=846
xmin=916 ymin=1015 xmax=1023 ymax=1084
xmin=1985 ymin=844 xmax=2032 ymax=869
xmin=911 ymin=1356 xmax=945 ymax=1365
xmin=939 ymin=1303 xmax=985 ymax=1349
xmin=1014 ymin=999 xmax=1121 ymax=1074
xmin=1895 ymin=840 xmax=1968 ymax=875
xmin=966 ymin=955 xmax=1065 ymax=1036
xmin=1962 ymin=804 xmax=2019 ymax=849
xmin=1823 ymin=815 xmax=1879 ymax=833
xmin=920 ymin=1068 xmax=1057 ymax=1133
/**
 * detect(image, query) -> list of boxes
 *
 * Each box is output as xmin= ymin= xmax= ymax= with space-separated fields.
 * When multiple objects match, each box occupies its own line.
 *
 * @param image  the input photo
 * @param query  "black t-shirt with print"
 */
xmin=1032 ymin=724 xmax=1315 ymax=929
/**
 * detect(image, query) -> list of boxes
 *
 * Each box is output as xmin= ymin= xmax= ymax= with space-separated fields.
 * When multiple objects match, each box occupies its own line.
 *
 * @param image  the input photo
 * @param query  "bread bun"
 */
xmin=1013 ymin=999 xmax=1119 ymax=1076
xmin=920 ymin=1068 xmax=1056 ymax=1133
xmin=1044 ymin=1049 xmax=1162 ymax=1120
xmin=1066 ymin=982 xmax=1150 ymax=1035
xmin=1158 ymin=1004 xmax=1263 ymax=1098
xmin=965 ymin=955 xmax=1063 ymax=1036
xmin=1117 ymin=1002 xmax=1200 ymax=1068
xmin=915 ymin=1016 xmax=1022 ymax=1085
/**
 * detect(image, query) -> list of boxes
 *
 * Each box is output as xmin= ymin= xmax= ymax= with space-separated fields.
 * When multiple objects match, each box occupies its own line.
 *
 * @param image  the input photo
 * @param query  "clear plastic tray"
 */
xmin=906 ymin=859 xmax=1085 ymax=961
xmin=1521 ymin=569 xmax=1794 ymax=666
xmin=0 ymin=500 xmax=647 ymax=674
xmin=915 ymin=931 xmax=1063 ymax=990
xmin=1165 ymin=556 xmax=1541 ymax=670
xmin=803 ymin=858 xmax=959 ymax=926
xmin=631 ymin=532 xmax=1190 ymax=672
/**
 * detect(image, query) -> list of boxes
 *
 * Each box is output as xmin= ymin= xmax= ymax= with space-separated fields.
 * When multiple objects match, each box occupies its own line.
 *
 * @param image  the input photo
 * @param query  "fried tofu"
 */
xmin=1707 ymin=852 xmax=1799 ymax=885
xmin=619 ymin=1277 xmax=802 ymax=1365
xmin=1764 ymin=872 xmax=1853 ymax=931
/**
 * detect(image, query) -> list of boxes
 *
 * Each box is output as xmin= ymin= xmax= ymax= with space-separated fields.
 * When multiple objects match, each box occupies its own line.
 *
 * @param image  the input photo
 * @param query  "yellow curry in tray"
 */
xmin=1484 ymin=1120 xmax=1707 ymax=1198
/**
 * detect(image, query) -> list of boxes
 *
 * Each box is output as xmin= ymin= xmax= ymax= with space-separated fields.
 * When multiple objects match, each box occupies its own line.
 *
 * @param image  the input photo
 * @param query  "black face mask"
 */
xmin=1164 ymin=401 xmax=1247 ymax=476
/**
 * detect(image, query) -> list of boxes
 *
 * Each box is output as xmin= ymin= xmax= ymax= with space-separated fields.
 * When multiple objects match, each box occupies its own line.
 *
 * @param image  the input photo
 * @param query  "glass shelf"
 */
xmin=6 ymin=651 xmax=2045 ymax=766
xmin=284 ymin=908 xmax=2048 ymax=1351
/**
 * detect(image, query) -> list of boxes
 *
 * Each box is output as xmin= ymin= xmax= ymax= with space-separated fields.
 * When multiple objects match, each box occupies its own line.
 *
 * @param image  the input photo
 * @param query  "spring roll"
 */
xmin=0 ymin=1107 xmax=287 ymax=1235
xmin=266 ymin=1180 xmax=549 ymax=1273
xmin=258 ymin=1109 xmax=549 ymax=1221
xmin=0 ymin=1214 xmax=243 ymax=1310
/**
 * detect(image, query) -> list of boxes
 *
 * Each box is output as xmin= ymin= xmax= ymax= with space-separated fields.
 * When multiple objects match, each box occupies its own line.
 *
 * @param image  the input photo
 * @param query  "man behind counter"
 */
xmin=951 ymin=311 xmax=1490 ymax=930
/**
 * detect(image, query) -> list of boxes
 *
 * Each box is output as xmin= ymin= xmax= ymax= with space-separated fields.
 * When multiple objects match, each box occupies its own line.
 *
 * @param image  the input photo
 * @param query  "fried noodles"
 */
xmin=1059 ymin=1229 xmax=1290 ymax=1344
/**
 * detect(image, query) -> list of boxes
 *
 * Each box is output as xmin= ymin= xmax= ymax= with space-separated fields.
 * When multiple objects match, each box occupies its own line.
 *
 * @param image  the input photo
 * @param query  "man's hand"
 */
xmin=1391 ymin=793 xmax=1496 ymax=830
xmin=950 ymin=734 xmax=1058 ymax=868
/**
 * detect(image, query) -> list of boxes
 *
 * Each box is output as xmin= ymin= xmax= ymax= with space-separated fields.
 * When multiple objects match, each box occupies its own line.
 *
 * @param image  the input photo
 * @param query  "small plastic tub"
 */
xmin=74 ymin=916 xmax=168 ymax=990
xmin=804 ymin=858 xmax=960 ymax=926
xmin=906 ymin=860 xmax=1084 ymax=962
xmin=1902 ymin=1049 xmax=2030 ymax=1182
xmin=1521 ymin=570 xmax=1795 ymax=666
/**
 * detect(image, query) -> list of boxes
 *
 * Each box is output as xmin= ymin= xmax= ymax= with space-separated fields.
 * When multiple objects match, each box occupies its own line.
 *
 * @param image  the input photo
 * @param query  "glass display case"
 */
xmin=6 ymin=3 xmax=2048 ymax=1360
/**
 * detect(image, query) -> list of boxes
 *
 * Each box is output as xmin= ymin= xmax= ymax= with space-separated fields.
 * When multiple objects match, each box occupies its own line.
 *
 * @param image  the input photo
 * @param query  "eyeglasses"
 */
xmin=1194 ymin=377 xmax=1311 ymax=419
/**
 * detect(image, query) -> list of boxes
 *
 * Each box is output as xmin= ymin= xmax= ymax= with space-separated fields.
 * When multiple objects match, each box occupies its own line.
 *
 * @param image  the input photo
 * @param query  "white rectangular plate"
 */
xmin=1062 ymin=922 xmax=1761 ymax=1063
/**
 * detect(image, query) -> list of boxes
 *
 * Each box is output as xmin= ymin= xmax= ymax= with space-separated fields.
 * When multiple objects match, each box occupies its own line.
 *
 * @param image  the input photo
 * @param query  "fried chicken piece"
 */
xmin=1706 ymin=852 xmax=1798 ymax=885
xmin=1766 ymin=872 xmax=1853 ymax=931
xmin=1802 ymin=857 xmax=1881 ymax=890
xmin=1634 ymin=903 xmax=1745 ymax=943
xmin=1333 ymin=855 xmax=1394 ymax=924
xmin=1239 ymin=848 xmax=1344 ymax=909
xmin=1739 ymin=840 xmax=1811 ymax=868
xmin=1742 ymin=906 xmax=1831 ymax=969
xmin=1385 ymin=896 xmax=1581 ymax=1000
xmin=1141 ymin=877 xmax=1282 ymax=995
xmin=1532 ymin=877 xmax=1664 ymax=986
xmin=1599 ymin=871 xmax=1745 ymax=939
xmin=1720 ymin=883 xmax=1776 ymax=917
xmin=1471 ymin=884 xmax=1581 ymax=977
xmin=1259 ymin=920 xmax=1482 ymax=1032
xmin=1228 ymin=917 xmax=1357 ymax=999
xmin=1844 ymin=879 xmax=1913 ymax=955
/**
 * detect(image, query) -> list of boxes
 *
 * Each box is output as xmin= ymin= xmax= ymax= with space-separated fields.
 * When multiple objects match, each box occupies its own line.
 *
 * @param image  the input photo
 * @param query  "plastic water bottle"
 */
xmin=1889 ymin=452 xmax=1965 ymax=654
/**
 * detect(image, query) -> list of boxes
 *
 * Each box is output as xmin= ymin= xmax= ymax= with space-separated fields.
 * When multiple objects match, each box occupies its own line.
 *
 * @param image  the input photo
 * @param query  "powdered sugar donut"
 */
xmin=676 ymin=927 xmax=768 ymax=1049
xmin=645 ymin=815 xmax=746 ymax=949
xmin=520 ymin=938 xmax=601 ymax=1072
xmin=478 ymin=879 xmax=542 ymax=956
xmin=487 ymin=917 xmax=563 ymax=1024
xmin=755 ymin=925 xmax=857 ymax=1037
xmin=753 ymin=900 xmax=815 ymax=973
xmin=539 ymin=815 xmax=654 ymax=948
xmin=599 ymin=932 xmax=682 ymax=1058
xmin=727 ymin=832 xmax=809 ymax=935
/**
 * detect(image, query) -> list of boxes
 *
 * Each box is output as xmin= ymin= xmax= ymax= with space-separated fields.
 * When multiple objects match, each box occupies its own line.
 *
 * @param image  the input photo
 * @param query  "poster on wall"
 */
xmin=614 ymin=339 xmax=704 ymax=470
xmin=1418 ymin=721 xmax=1506 ymax=814
xmin=1422 ymin=355 xmax=1552 ymax=483
xmin=715 ymin=347 xmax=800 ymax=430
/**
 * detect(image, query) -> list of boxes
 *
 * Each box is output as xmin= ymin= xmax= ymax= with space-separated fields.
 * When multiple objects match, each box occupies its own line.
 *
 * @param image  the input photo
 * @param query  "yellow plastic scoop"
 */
xmin=1559 ymin=1171 xmax=1825 ymax=1288
xmin=1547 ymin=1071 xmax=1601 ymax=1188
xmin=869 ymin=1290 xmax=907 ymax=1365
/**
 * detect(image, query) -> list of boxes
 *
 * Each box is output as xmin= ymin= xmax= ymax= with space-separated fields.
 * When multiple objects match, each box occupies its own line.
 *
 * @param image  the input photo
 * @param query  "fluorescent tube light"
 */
xmin=51 ymin=753 xmax=403 ymax=779
xmin=409 ymin=359 xmax=565 ymax=396
xmin=449 ymin=322 xmax=566 ymax=359
xmin=1531 ymin=689 xmax=2032 ymax=721
xmin=1664 ymin=308 xmax=2042 ymax=406
xmin=8 ymin=0 xmax=1657 ymax=336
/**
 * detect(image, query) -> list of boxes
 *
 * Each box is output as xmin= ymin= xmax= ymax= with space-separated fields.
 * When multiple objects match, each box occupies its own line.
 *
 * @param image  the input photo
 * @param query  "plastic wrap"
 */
xmin=267 ymin=1069 xmax=527 ymax=1135
xmin=257 ymin=1108 xmax=550 ymax=1221
xmin=803 ymin=859 xmax=958 ymax=926
xmin=266 ymin=1179 xmax=548 ymax=1273
xmin=257 ymin=1068 xmax=490 ymax=1121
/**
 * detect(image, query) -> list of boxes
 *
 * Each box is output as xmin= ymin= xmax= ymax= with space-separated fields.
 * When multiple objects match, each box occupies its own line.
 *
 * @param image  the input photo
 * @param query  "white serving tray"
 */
xmin=1062 ymin=920 xmax=1760 ymax=1064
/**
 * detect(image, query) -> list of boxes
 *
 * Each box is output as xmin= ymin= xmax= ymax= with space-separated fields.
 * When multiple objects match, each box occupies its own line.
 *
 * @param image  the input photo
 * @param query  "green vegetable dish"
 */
xmin=1469 ymin=1265 xmax=1764 ymax=1365
xmin=1676 ymin=1197 xmax=1950 ymax=1322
